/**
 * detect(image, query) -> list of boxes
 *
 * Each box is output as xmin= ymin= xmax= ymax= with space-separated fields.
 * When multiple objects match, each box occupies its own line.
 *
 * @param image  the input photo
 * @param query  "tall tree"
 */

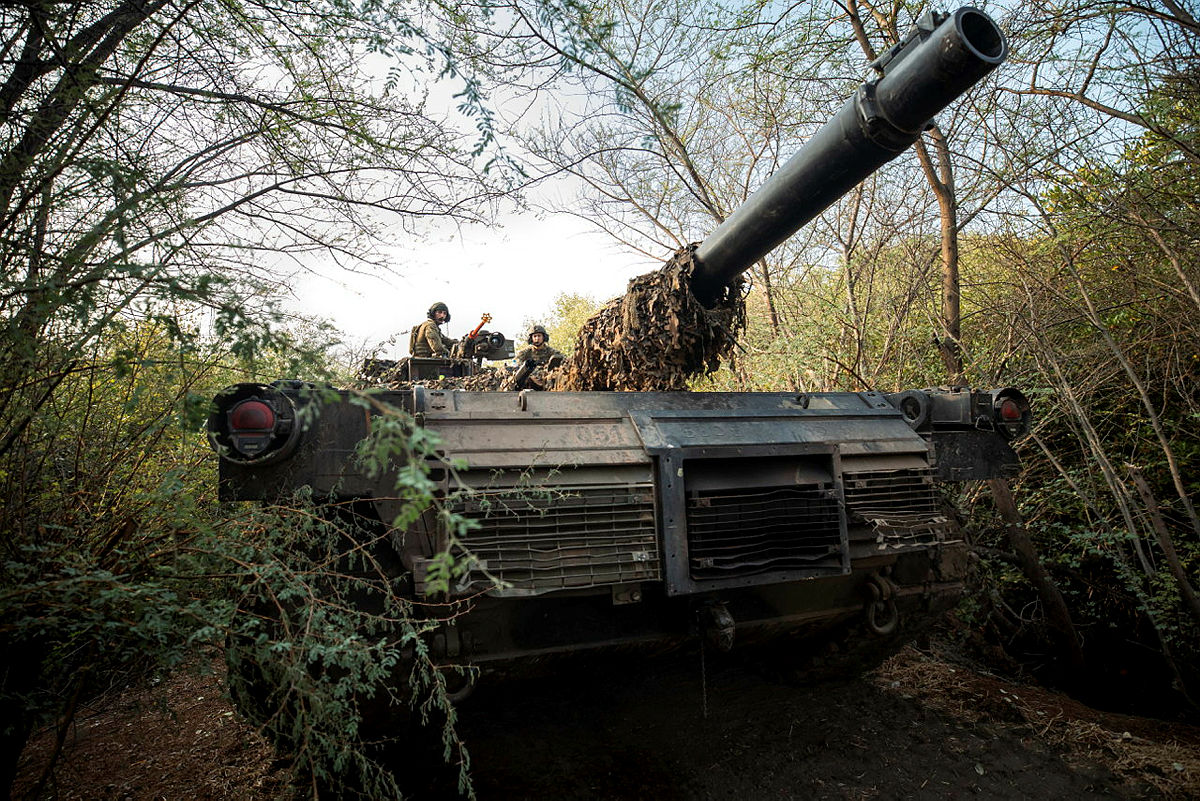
xmin=961 ymin=0 xmax=1200 ymax=700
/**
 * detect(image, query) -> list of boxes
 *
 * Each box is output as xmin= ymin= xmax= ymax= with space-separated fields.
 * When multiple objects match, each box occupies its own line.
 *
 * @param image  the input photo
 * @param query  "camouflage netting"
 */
xmin=554 ymin=245 xmax=746 ymax=392
xmin=348 ymin=366 xmax=509 ymax=392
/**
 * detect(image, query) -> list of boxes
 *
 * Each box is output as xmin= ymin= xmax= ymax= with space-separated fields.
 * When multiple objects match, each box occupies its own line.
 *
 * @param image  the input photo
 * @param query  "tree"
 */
xmin=955 ymin=0 xmax=1200 ymax=702
xmin=444 ymin=0 xmax=843 ymax=335
xmin=444 ymin=0 xmax=1018 ymax=392
xmin=525 ymin=291 xmax=602 ymax=355
xmin=0 ymin=0 xmax=507 ymax=794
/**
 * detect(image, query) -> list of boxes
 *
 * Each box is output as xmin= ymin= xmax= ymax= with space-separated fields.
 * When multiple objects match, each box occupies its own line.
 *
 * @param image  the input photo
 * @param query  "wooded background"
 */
xmin=1 ymin=1 xmax=1197 ymax=797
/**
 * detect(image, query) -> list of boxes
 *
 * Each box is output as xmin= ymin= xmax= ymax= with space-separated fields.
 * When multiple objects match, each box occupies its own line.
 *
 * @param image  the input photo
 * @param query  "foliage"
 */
xmin=0 ymin=343 xmax=482 ymax=798
xmin=0 ymin=0 xmax=505 ymax=796
xmin=952 ymin=49 xmax=1200 ymax=699
xmin=0 ymin=320 xmax=311 ymax=795
xmin=525 ymin=291 xmax=602 ymax=356
xmin=223 ymin=396 xmax=480 ymax=799
xmin=697 ymin=237 xmax=955 ymax=393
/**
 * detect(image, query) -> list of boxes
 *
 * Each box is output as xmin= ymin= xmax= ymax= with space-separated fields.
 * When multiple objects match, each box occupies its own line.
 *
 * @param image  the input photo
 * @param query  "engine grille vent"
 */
xmin=448 ymin=484 xmax=659 ymax=595
xmin=686 ymin=484 xmax=844 ymax=581
xmin=843 ymin=468 xmax=956 ymax=547
xmin=843 ymin=467 xmax=938 ymax=514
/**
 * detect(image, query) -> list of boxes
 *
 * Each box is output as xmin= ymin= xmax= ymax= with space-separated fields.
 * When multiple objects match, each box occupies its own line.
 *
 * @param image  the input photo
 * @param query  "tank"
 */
xmin=211 ymin=7 xmax=1017 ymax=714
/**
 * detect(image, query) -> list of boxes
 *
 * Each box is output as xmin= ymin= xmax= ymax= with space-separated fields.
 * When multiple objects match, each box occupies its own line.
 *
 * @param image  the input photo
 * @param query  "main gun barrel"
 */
xmin=690 ymin=7 xmax=1007 ymax=306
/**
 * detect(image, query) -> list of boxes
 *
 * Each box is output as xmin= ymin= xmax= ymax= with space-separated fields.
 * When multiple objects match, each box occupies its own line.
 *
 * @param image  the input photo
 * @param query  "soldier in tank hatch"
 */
xmin=410 ymin=301 xmax=457 ymax=357
xmin=514 ymin=324 xmax=563 ymax=367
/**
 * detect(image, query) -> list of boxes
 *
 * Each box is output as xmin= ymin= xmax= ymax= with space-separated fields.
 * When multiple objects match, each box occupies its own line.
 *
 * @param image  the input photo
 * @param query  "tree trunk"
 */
xmin=1127 ymin=464 xmax=1200 ymax=625
xmin=914 ymin=129 xmax=963 ymax=384
xmin=757 ymin=258 xmax=780 ymax=336
xmin=988 ymin=478 xmax=1085 ymax=668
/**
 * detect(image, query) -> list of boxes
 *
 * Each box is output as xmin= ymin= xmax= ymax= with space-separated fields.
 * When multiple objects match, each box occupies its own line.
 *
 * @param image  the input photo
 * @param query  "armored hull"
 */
xmin=212 ymin=383 xmax=1026 ymax=673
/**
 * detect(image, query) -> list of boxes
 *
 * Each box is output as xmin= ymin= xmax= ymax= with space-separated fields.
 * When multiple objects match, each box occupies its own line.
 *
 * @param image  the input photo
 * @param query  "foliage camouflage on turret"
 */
xmin=555 ymin=246 xmax=747 ymax=391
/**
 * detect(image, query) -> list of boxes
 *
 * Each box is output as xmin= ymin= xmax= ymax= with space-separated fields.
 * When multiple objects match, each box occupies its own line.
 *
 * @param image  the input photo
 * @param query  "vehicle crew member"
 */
xmin=514 ymin=325 xmax=563 ymax=366
xmin=411 ymin=302 xmax=456 ymax=357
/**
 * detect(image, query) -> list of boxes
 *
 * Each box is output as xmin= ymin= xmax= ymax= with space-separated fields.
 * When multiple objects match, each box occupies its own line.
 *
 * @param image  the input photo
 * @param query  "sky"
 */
xmin=287 ymin=210 xmax=651 ymax=359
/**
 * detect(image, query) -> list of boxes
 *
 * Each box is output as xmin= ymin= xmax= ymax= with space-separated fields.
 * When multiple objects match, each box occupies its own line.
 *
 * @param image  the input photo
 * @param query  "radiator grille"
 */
xmin=449 ymin=484 xmax=659 ymax=594
xmin=686 ymin=485 xmax=844 ymax=580
xmin=843 ymin=468 xmax=956 ymax=547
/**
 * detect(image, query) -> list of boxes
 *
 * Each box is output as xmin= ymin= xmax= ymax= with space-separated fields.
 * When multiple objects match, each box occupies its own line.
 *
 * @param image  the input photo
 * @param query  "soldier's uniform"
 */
xmin=514 ymin=325 xmax=563 ymax=366
xmin=411 ymin=302 xmax=456 ymax=357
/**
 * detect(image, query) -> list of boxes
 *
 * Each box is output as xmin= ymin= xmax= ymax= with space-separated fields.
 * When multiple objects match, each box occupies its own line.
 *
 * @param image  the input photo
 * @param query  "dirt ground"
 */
xmin=15 ymin=641 xmax=1200 ymax=800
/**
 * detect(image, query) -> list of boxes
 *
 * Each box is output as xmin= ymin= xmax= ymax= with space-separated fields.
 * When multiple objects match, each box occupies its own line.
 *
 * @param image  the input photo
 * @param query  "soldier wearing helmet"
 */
xmin=410 ymin=302 xmax=457 ymax=357
xmin=514 ymin=324 xmax=563 ymax=367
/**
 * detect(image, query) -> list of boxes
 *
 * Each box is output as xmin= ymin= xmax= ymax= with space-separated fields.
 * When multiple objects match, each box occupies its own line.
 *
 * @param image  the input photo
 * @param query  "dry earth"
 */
xmin=15 ymin=642 xmax=1200 ymax=800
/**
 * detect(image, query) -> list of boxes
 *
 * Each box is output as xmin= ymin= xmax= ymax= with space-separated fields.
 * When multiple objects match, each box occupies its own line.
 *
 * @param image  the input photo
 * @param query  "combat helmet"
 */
xmin=427 ymin=302 xmax=451 ymax=323
xmin=527 ymin=324 xmax=549 ymax=344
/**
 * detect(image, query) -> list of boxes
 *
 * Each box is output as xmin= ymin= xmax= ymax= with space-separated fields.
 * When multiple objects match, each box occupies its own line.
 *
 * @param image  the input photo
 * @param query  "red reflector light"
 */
xmin=230 ymin=400 xmax=275 ymax=431
xmin=999 ymin=399 xmax=1023 ymax=421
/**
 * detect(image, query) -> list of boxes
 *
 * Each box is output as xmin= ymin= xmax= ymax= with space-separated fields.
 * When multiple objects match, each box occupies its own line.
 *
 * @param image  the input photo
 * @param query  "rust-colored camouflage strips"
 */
xmin=554 ymin=245 xmax=746 ymax=391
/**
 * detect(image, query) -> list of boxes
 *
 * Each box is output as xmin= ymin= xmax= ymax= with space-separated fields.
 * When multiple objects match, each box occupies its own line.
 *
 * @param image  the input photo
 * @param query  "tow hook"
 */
xmin=432 ymin=626 xmax=476 ymax=703
xmin=864 ymin=572 xmax=900 ymax=636
xmin=701 ymin=601 xmax=736 ymax=652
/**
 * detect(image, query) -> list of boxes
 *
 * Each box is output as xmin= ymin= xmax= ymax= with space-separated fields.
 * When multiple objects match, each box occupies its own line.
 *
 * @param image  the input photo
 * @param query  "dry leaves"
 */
xmin=874 ymin=645 xmax=1200 ymax=798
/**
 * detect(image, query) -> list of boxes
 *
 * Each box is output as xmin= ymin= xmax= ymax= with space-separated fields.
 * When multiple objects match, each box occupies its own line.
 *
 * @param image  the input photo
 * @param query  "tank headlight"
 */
xmin=207 ymin=384 xmax=301 ymax=465
xmin=990 ymin=388 xmax=1031 ymax=440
